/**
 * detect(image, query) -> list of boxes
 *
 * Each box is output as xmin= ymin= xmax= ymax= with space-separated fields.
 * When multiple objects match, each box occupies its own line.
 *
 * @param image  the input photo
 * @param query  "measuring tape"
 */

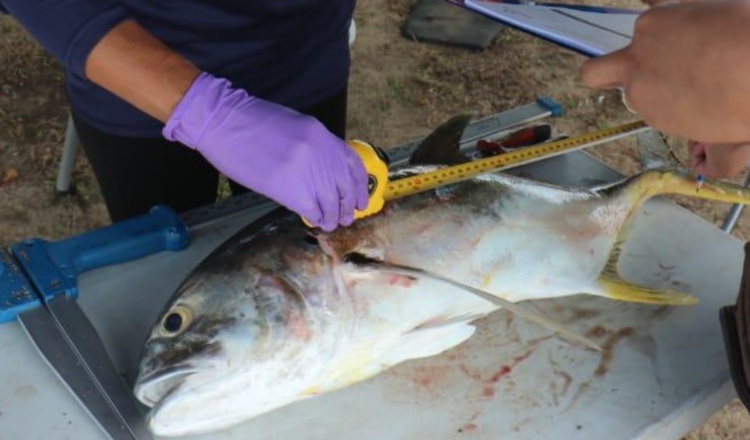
xmin=303 ymin=119 xmax=649 ymax=227
xmin=383 ymin=119 xmax=648 ymax=198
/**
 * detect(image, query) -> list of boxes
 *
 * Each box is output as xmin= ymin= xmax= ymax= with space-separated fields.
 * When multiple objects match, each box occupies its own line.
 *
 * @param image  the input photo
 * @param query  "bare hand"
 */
xmin=688 ymin=142 xmax=750 ymax=179
xmin=579 ymin=1 xmax=750 ymax=144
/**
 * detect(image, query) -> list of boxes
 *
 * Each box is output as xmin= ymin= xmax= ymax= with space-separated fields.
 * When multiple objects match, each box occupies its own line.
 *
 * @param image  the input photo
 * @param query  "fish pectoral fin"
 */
xmin=414 ymin=313 xmax=487 ymax=331
xmin=343 ymin=252 xmax=601 ymax=351
xmin=313 ymin=324 xmax=477 ymax=393
xmin=596 ymin=275 xmax=698 ymax=306
xmin=386 ymin=322 xmax=477 ymax=364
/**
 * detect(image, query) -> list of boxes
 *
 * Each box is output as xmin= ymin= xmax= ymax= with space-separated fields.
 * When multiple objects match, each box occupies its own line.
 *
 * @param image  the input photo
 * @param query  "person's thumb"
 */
xmin=579 ymin=48 xmax=632 ymax=90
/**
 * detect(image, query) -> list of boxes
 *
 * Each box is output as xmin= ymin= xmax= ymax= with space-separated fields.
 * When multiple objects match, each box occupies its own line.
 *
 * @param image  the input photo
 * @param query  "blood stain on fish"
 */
xmin=561 ymin=382 xmax=591 ymax=414
xmin=482 ymin=386 xmax=494 ymax=398
xmin=570 ymin=307 xmax=600 ymax=321
xmin=459 ymin=364 xmax=482 ymax=381
xmin=415 ymin=223 xmax=432 ymax=235
xmin=457 ymin=412 xmax=480 ymax=434
xmin=586 ymin=326 xmax=608 ymax=339
xmin=410 ymin=365 xmax=452 ymax=390
xmin=414 ymin=374 xmax=432 ymax=387
xmin=488 ymin=365 xmax=512 ymax=383
xmin=287 ymin=312 xmax=312 ymax=342
xmin=503 ymin=314 xmax=515 ymax=331
xmin=555 ymin=370 xmax=573 ymax=396
xmin=473 ymin=348 xmax=536 ymax=399
xmin=387 ymin=275 xmax=414 ymax=287
xmin=459 ymin=423 xmax=477 ymax=433
xmin=594 ymin=327 xmax=634 ymax=377
xmin=545 ymin=351 xmax=575 ymax=407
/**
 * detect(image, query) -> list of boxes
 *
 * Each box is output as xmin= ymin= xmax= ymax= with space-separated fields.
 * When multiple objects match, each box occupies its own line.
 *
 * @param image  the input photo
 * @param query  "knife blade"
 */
xmin=17 ymin=305 xmax=146 ymax=439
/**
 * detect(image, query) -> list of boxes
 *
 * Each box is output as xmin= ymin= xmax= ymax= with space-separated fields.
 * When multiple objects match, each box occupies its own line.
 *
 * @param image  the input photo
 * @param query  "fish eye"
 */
xmin=160 ymin=306 xmax=192 ymax=337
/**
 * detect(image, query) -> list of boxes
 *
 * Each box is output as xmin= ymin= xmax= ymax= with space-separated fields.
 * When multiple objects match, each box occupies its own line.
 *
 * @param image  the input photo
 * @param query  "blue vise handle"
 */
xmin=0 ymin=205 xmax=189 ymax=323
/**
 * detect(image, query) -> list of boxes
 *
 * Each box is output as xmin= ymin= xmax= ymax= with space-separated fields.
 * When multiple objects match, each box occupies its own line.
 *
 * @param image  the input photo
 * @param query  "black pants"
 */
xmin=72 ymin=87 xmax=348 ymax=223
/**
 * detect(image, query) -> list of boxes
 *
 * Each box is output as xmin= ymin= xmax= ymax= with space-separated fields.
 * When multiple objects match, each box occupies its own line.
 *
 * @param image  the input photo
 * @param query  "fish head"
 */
xmin=133 ymin=279 xmax=245 ymax=406
xmin=133 ymin=215 xmax=349 ymax=436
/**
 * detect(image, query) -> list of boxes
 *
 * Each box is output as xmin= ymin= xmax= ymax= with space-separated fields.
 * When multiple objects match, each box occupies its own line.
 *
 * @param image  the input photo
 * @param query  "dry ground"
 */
xmin=1 ymin=0 xmax=750 ymax=438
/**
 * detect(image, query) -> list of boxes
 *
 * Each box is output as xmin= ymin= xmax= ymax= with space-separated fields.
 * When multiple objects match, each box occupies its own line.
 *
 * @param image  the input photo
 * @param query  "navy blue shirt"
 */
xmin=0 ymin=1 xmax=355 ymax=137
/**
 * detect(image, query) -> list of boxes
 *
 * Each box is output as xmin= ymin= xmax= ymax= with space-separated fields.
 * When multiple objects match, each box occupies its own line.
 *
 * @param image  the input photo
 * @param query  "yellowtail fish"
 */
xmin=133 ymin=117 xmax=748 ymax=437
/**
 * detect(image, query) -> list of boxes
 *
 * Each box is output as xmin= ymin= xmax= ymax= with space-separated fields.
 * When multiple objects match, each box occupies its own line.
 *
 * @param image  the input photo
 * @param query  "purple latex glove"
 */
xmin=162 ymin=72 xmax=369 ymax=232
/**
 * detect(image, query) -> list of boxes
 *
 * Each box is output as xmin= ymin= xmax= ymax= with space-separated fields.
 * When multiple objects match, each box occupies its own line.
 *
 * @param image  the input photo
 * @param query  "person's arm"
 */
xmin=1 ymin=0 xmax=199 ymax=122
xmin=85 ymin=20 xmax=200 ymax=123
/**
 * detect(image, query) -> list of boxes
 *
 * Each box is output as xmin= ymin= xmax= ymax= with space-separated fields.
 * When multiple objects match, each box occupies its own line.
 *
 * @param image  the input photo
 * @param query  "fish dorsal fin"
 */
xmin=635 ymin=129 xmax=682 ymax=170
xmin=409 ymin=114 xmax=473 ymax=166
xmin=343 ymin=253 xmax=601 ymax=351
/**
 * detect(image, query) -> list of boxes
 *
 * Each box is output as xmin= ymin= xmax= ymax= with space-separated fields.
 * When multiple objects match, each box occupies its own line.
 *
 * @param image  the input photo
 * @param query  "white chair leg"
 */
xmin=56 ymin=113 xmax=79 ymax=193
xmin=348 ymin=18 xmax=357 ymax=46
xmin=722 ymin=173 xmax=750 ymax=233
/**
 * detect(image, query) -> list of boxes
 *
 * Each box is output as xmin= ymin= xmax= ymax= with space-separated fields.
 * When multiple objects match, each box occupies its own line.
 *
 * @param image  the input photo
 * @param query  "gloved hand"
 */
xmin=162 ymin=72 xmax=369 ymax=232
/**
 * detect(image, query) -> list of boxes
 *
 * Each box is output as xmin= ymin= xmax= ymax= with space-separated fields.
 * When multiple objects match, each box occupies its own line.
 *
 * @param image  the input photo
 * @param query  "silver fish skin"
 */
xmin=134 ymin=122 xmax=747 ymax=437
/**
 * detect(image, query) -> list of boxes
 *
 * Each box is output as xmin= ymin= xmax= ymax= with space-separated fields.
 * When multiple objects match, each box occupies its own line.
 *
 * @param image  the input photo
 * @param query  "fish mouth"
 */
xmin=134 ymin=365 xmax=197 ymax=408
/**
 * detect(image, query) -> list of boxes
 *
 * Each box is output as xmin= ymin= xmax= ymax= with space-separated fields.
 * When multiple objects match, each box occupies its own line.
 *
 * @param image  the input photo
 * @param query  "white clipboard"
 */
xmin=447 ymin=0 xmax=643 ymax=56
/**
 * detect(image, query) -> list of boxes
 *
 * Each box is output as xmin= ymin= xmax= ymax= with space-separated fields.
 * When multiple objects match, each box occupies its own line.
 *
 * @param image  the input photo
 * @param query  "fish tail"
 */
xmin=618 ymin=168 xmax=750 ymax=208
xmin=602 ymin=130 xmax=750 ymax=224
xmin=596 ymin=275 xmax=699 ymax=306
xmin=595 ymin=239 xmax=698 ymax=306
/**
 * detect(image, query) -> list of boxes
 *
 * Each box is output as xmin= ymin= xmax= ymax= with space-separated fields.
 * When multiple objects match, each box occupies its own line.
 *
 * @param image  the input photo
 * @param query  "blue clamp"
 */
xmin=0 ymin=205 xmax=189 ymax=323
xmin=536 ymin=97 xmax=564 ymax=118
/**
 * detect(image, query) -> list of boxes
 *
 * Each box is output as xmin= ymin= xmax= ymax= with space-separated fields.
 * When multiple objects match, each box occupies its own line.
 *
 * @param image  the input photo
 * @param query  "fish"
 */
xmin=133 ymin=116 xmax=750 ymax=437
